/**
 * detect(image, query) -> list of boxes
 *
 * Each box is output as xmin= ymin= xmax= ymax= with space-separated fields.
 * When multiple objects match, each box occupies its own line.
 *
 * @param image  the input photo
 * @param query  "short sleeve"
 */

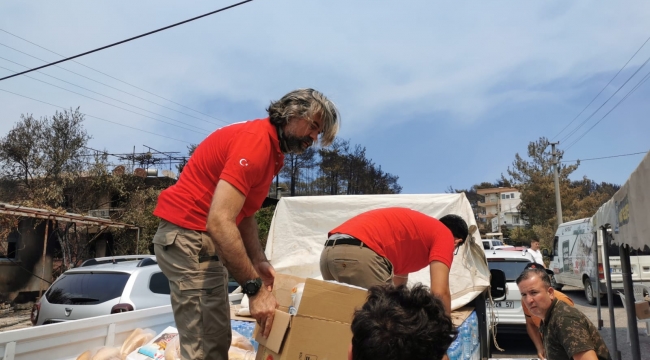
xmin=220 ymin=131 xmax=270 ymax=197
xmin=428 ymin=226 xmax=455 ymax=268
xmin=558 ymin=314 xmax=596 ymax=357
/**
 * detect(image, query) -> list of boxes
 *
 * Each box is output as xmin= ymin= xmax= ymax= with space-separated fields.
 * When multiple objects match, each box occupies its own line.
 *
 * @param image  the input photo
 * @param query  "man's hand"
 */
xmin=249 ymin=287 xmax=278 ymax=338
xmin=255 ymin=260 xmax=276 ymax=292
xmin=537 ymin=350 xmax=546 ymax=360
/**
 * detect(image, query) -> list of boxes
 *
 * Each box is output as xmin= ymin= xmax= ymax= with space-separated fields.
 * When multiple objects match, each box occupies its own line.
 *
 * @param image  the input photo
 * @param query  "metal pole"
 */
xmin=551 ymin=142 xmax=563 ymax=225
xmin=601 ymin=227 xmax=620 ymax=360
xmin=620 ymin=244 xmax=640 ymax=360
xmin=275 ymin=174 xmax=279 ymax=199
xmin=594 ymin=230 xmax=601 ymax=329
xmin=38 ymin=218 xmax=50 ymax=299
xmin=136 ymin=227 xmax=140 ymax=255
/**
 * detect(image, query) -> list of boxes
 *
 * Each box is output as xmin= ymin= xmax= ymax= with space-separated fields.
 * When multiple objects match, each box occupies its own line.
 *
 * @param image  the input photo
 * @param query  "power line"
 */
xmin=0 ymin=40 xmax=228 ymax=127
xmin=0 ymin=0 xmax=254 ymax=82
xmin=552 ymin=34 xmax=650 ymax=141
xmin=561 ymin=151 xmax=648 ymax=163
xmin=564 ymin=68 xmax=650 ymax=151
xmin=0 ymin=61 xmax=212 ymax=134
xmin=559 ymin=52 xmax=650 ymax=145
xmin=0 ymin=88 xmax=194 ymax=144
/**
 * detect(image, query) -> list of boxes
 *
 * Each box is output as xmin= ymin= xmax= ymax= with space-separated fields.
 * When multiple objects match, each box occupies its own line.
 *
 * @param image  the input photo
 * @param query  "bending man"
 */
xmin=152 ymin=89 xmax=340 ymax=360
xmin=320 ymin=207 xmax=468 ymax=314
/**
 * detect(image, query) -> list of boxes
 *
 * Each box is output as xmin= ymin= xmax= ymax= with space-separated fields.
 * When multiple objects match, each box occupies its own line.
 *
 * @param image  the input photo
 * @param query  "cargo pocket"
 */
xmin=177 ymin=271 xmax=229 ymax=336
xmin=152 ymin=227 xmax=179 ymax=247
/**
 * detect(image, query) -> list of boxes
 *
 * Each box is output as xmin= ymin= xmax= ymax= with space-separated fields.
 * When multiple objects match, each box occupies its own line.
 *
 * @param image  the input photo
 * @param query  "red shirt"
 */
xmin=154 ymin=118 xmax=284 ymax=231
xmin=328 ymin=207 xmax=455 ymax=274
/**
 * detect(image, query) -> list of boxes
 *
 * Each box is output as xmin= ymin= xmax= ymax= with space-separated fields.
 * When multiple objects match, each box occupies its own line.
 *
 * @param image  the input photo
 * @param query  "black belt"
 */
xmin=325 ymin=238 xmax=369 ymax=248
xmin=198 ymin=255 xmax=220 ymax=263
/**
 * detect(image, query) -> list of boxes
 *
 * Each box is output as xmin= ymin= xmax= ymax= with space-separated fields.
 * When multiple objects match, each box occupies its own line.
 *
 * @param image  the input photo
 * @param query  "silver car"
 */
xmin=31 ymin=255 xmax=171 ymax=326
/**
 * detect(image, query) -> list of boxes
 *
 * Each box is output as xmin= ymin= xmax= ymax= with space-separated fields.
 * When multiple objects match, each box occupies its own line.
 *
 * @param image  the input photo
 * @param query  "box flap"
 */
xmin=272 ymin=273 xmax=307 ymax=309
xmin=451 ymin=306 xmax=474 ymax=327
xmin=283 ymin=315 xmax=353 ymax=360
xmin=254 ymin=309 xmax=291 ymax=353
xmin=297 ymin=278 xmax=368 ymax=324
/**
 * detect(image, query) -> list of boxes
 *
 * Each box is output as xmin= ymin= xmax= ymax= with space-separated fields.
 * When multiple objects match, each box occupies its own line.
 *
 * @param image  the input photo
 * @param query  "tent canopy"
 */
xmin=264 ymin=193 xmax=490 ymax=310
xmin=593 ymin=151 xmax=650 ymax=250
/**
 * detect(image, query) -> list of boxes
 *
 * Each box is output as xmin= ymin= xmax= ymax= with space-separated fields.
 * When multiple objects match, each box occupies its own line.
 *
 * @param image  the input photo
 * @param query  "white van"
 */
xmin=547 ymin=218 xmax=650 ymax=304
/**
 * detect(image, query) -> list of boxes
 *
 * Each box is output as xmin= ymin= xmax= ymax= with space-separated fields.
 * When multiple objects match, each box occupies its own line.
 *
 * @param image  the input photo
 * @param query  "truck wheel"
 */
xmin=550 ymin=274 xmax=563 ymax=291
xmin=584 ymin=278 xmax=596 ymax=305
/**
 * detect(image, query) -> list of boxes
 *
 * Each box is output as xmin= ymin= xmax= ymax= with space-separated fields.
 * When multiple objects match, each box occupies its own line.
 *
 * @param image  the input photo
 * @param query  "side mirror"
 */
xmin=490 ymin=269 xmax=507 ymax=300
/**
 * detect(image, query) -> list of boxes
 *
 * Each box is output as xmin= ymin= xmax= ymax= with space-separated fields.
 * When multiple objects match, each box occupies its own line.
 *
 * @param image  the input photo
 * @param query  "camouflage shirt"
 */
xmin=540 ymin=299 xmax=612 ymax=360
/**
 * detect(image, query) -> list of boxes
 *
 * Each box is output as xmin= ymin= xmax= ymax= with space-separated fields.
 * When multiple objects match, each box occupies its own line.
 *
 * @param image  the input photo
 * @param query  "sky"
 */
xmin=0 ymin=1 xmax=649 ymax=194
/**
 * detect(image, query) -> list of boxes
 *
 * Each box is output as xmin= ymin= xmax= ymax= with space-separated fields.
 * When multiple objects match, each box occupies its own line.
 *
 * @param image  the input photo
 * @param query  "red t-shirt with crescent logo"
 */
xmin=328 ymin=207 xmax=455 ymax=274
xmin=154 ymin=118 xmax=284 ymax=231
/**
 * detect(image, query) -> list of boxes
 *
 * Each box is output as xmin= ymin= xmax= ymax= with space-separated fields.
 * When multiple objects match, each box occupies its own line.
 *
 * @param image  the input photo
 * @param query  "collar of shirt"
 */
xmin=263 ymin=117 xmax=284 ymax=173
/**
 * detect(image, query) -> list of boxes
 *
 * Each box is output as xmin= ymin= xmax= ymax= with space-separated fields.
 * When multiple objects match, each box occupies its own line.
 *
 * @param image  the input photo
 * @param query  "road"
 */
xmin=489 ymin=285 xmax=650 ymax=359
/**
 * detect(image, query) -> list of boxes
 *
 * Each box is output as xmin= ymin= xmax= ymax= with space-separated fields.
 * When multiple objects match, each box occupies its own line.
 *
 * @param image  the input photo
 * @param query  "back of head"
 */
xmin=439 ymin=214 xmax=469 ymax=245
xmin=351 ymin=284 xmax=456 ymax=360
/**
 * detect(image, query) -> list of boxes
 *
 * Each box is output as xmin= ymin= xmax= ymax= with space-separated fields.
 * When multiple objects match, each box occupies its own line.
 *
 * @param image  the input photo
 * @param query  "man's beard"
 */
xmin=283 ymin=134 xmax=313 ymax=154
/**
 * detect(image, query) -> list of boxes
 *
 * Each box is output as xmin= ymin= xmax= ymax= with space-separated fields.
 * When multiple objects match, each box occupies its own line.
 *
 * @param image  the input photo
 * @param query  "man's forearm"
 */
xmin=238 ymin=216 xmax=267 ymax=264
xmin=208 ymin=217 xmax=258 ymax=285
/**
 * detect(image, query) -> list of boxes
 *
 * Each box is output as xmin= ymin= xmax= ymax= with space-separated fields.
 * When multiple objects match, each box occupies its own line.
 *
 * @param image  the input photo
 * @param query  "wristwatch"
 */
xmin=242 ymin=278 xmax=263 ymax=297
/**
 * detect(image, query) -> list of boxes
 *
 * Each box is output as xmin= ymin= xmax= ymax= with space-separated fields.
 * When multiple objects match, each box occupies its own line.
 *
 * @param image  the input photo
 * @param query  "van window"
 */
xmin=483 ymin=241 xmax=491 ymax=250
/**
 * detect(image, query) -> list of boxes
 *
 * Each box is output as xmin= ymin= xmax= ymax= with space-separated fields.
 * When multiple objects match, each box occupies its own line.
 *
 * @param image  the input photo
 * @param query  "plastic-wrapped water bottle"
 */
xmin=460 ymin=322 xmax=472 ymax=359
xmin=470 ymin=312 xmax=479 ymax=349
xmin=446 ymin=339 xmax=461 ymax=360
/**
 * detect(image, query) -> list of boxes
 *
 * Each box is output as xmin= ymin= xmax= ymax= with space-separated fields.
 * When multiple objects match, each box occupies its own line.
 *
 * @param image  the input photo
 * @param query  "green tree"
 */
xmin=506 ymin=137 xmax=579 ymax=229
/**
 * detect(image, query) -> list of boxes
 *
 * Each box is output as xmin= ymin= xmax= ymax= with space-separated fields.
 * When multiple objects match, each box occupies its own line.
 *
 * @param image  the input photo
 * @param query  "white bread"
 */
xmin=231 ymin=330 xmax=254 ymax=351
xmin=90 ymin=347 xmax=120 ymax=360
xmin=163 ymin=335 xmax=181 ymax=360
xmin=75 ymin=350 xmax=92 ymax=360
xmin=120 ymin=328 xmax=143 ymax=356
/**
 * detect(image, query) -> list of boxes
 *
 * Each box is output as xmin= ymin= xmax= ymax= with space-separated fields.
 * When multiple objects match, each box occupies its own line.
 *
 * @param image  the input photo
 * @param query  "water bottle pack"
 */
xmin=446 ymin=311 xmax=479 ymax=360
xmin=231 ymin=320 xmax=259 ymax=351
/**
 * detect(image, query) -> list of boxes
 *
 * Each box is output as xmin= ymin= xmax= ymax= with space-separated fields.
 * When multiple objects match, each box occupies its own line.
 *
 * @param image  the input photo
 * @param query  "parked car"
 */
xmin=484 ymin=249 xmax=535 ymax=334
xmin=32 ymin=255 xmax=171 ymax=326
xmin=482 ymin=239 xmax=514 ymax=251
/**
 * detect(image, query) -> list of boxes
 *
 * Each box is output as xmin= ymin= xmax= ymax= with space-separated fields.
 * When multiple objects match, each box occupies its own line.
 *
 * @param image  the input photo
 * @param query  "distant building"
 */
xmin=476 ymin=187 xmax=526 ymax=233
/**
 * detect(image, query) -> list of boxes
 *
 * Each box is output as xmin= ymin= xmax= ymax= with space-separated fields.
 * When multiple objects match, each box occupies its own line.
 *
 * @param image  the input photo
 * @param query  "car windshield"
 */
xmin=46 ymin=272 xmax=130 ymax=305
xmin=488 ymin=260 xmax=532 ymax=282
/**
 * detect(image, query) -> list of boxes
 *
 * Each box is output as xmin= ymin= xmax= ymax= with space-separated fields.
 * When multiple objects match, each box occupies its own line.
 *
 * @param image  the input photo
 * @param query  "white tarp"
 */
xmin=593 ymin=151 xmax=650 ymax=250
xmin=264 ymin=193 xmax=490 ymax=310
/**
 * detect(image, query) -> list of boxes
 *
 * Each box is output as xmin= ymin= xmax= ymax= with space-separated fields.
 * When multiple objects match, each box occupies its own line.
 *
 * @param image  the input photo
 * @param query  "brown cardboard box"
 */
xmin=254 ymin=274 xmax=368 ymax=360
xmin=635 ymin=301 xmax=650 ymax=319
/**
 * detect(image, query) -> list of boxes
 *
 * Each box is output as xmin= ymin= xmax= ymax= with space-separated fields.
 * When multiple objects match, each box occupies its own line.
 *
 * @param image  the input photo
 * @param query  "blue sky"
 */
xmin=0 ymin=1 xmax=649 ymax=194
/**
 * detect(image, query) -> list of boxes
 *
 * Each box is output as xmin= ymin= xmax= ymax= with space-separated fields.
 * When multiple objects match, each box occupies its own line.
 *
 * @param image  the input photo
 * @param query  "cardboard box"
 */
xmin=254 ymin=274 xmax=369 ymax=360
xmin=635 ymin=300 xmax=650 ymax=319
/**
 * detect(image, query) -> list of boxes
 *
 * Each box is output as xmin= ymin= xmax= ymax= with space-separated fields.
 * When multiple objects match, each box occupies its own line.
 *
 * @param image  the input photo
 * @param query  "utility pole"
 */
xmin=551 ymin=142 xmax=563 ymax=225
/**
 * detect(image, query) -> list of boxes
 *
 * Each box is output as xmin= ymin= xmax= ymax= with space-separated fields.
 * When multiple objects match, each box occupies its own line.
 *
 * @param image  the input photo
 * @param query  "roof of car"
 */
xmin=484 ymin=249 xmax=535 ymax=261
xmin=65 ymin=257 xmax=158 ymax=274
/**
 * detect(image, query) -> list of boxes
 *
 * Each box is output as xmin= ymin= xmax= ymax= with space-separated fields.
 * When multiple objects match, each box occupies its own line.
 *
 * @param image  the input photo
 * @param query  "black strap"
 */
xmin=324 ymin=238 xmax=369 ymax=248
xmin=199 ymin=255 xmax=220 ymax=263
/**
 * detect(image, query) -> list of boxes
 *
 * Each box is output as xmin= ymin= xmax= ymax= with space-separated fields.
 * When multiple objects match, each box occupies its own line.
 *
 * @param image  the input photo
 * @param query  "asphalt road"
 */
xmin=489 ymin=285 xmax=650 ymax=359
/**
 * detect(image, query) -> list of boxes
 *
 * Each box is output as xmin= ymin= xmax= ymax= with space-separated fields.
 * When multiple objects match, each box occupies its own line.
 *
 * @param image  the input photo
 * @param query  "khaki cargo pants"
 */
xmin=319 ymin=236 xmax=393 ymax=289
xmin=153 ymin=219 xmax=230 ymax=360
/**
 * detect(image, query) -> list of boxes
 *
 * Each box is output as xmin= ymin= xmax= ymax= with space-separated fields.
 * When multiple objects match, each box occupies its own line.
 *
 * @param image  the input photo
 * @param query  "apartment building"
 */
xmin=476 ymin=187 xmax=526 ymax=232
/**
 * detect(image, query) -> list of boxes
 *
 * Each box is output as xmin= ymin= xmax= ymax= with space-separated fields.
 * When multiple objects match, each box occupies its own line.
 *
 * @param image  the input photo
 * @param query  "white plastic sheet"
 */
xmin=264 ymin=193 xmax=490 ymax=310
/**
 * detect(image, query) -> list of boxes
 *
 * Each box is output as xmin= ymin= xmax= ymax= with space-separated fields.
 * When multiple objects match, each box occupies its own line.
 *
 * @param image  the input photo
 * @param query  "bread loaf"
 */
xmin=90 ymin=347 xmax=120 ymax=360
xmin=75 ymin=350 xmax=92 ymax=360
xmin=120 ymin=328 xmax=144 ymax=356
